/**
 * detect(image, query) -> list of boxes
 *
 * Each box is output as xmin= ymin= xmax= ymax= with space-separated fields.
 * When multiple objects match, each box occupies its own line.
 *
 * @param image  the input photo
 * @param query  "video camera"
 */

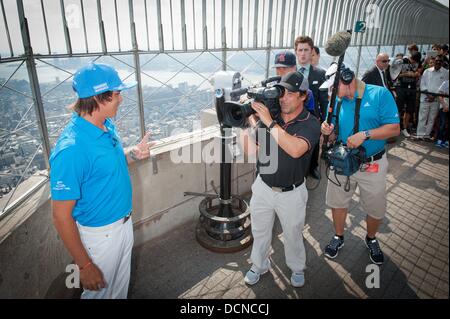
xmin=217 ymin=76 xmax=283 ymax=128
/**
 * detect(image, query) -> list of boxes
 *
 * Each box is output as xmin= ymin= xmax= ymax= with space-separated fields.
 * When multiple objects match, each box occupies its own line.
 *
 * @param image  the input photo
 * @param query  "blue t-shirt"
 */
xmin=49 ymin=114 xmax=132 ymax=227
xmin=328 ymin=84 xmax=400 ymax=157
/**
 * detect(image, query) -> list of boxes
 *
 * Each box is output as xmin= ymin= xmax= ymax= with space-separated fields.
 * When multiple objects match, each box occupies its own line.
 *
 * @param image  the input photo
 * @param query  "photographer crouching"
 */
xmin=241 ymin=71 xmax=320 ymax=287
xmin=320 ymin=65 xmax=400 ymax=265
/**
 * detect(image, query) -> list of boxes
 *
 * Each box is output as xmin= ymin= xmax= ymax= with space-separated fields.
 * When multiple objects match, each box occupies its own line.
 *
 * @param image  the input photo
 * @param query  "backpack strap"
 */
xmin=334 ymin=99 xmax=343 ymax=138
xmin=352 ymin=80 xmax=366 ymax=134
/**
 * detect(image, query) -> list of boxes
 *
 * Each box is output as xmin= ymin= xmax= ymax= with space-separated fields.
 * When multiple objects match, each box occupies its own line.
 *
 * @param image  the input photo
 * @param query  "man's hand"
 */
xmin=80 ymin=263 xmax=106 ymax=291
xmin=425 ymin=94 xmax=436 ymax=102
xmin=347 ymin=131 xmax=366 ymax=149
xmin=443 ymin=106 xmax=449 ymax=113
xmin=127 ymin=132 xmax=156 ymax=162
xmin=247 ymin=114 xmax=259 ymax=128
xmin=321 ymin=122 xmax=334 ymax=136
xmin=251 ymin=101 xmax=272 ymax=127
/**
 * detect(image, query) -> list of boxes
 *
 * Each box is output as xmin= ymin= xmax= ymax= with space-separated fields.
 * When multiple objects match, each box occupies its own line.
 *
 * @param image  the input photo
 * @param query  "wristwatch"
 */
xmin=363 ymin=130 xmax=371 ymax=140
xmin=267 ymin=120 xmax=277 ymax=133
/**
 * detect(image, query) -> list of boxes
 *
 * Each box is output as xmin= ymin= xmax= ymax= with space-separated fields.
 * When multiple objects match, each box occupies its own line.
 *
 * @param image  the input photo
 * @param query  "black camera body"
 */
xmin=220 ymin=78 xmax=283 ymax=128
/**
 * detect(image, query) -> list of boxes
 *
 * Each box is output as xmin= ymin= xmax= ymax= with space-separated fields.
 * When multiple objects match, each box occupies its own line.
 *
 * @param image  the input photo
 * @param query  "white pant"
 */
xmin=77 ymin=216 xmax=134 ymax=299
xmin=416 ymin=100 xmax=440 ymax=137
xmin=249 ymin=175 xmax=307 ymax=273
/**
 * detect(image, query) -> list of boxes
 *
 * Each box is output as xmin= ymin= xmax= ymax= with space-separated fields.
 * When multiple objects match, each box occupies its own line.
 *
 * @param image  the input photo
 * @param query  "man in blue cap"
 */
xmin=50 ymin=63 xmax=154 ymax=299
xmin=272 ymin=51 xmax=317 ymax=117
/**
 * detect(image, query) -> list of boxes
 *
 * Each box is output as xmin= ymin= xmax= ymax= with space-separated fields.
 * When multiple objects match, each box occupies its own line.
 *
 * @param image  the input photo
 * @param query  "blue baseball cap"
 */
xmin=272 ymin=51 xmax=297 ymax=68
xmin=72 ymin=63 xmax=137 ymax=98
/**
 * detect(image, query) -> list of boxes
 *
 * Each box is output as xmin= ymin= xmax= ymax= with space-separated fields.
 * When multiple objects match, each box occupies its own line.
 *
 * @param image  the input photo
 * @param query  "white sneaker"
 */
xmin=244 ymin=266 xmax=269 ymax=285
xmin=291 ymin=272 xmax=305 ymax=288
xmin=402 ymin=129 xmax=410 ymax=137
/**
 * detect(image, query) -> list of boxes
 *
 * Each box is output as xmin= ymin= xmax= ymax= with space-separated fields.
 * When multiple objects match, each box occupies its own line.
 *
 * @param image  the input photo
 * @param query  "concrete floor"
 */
xmin=128 ymin=137 xmax=449 ymax=299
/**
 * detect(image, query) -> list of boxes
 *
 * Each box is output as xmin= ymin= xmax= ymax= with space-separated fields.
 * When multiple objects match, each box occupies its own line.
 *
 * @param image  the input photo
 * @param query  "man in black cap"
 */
xmin=241 ymin=71 xmax=320 ymax=288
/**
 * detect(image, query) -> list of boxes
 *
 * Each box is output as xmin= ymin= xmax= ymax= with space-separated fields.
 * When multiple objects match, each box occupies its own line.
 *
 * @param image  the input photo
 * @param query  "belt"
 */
xmin=263 ymin=179 xmax=304 ymax=192
xmin=364 ymin=150 xmax=385 ymax=163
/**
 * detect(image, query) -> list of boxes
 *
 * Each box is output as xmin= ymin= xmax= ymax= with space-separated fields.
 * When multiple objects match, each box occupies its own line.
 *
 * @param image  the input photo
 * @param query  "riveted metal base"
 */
xmin=195 ymin=196 xmax=253 ymax=253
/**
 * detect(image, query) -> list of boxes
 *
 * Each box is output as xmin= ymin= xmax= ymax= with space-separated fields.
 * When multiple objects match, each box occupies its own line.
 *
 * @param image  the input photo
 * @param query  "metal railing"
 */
xmin=0 ymin=0 xmax=448 ymax=219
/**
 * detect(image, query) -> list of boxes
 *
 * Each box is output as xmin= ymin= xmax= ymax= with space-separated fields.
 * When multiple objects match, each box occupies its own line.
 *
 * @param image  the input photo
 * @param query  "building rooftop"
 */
xmin=124 ymin=137 xmax=448 ymax=299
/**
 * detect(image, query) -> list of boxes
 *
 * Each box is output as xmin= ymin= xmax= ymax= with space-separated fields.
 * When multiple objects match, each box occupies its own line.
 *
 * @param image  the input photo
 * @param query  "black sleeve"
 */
xmin=293 ymin=117 xmax=321 ymax=152
xmin=361 ymin=70 xmax=371 ymax=83
xmin=316 ymin=69 xmax=329 ymax=121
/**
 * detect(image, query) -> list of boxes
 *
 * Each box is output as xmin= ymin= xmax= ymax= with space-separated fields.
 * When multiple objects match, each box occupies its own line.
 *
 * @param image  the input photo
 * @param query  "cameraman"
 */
xmin=320 ymin=67 xmax=400 ymax=265
xmin=242 ymin=71 xmax=320 ymax=287
xmin=396 ymin=51 xmax=422 ymax=137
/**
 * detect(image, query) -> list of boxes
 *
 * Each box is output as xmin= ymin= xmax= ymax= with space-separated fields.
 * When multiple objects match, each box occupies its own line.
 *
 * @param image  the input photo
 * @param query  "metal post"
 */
xmin=80 ymin=0 xmax=89 ymax=53
xmin=129 ymin=0 xmax=146 ymax=139
xmin=253 ymin=0 xmax=259 ymax=48
xmin=114 ymin=0 xmax=121 ymax=51
xmin=40 ymin=0 xmax=51 ymax=55
xmin=265 ymin=0 xmax=273 ymax=79
xmin=1 ymin=0 xmax=14 ymax=57
xmin=16 ymin=0 xmax=51 ymax=167
xmin=156 ymin=0 xmax=164 ymax=52
xmin=238 ymin=0 xmax=243 ymax=49
xmin=60 ymin=0 xmax=72 ymax=55
xmin=97 ymin=0 xmax=107 ymax=53
xmin=290 ymin=0 xmax=298 ymax=47
xmin=181 ymin=0 xmax=187 ymax=51
xmin=279 ymin=0 xmax=286 ymax=48
xmin=221 ymin=0 xmax=226 ymax=71
xmin=355 ymin=43 xmax=362 ymax=78
xmin=202 ymin=0 xmax=207 ymax=50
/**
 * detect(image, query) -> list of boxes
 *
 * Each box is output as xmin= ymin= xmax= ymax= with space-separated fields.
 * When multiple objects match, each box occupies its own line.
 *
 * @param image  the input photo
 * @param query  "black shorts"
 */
xmin=396 ymin=86 xmax=416 ymax=114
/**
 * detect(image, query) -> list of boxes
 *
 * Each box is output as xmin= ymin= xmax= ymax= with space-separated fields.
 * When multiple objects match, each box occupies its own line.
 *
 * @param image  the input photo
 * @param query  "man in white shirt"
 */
xmin=415 ymin=55 xmax=449 ymax=140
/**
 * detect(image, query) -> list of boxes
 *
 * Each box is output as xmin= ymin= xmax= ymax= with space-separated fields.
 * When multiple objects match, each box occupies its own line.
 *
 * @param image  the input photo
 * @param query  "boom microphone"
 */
xmin=325 ymin=31 xmax=352 ymax=57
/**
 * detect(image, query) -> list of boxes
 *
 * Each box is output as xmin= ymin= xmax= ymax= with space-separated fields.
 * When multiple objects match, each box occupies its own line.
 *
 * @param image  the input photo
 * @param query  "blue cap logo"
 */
xmin=72 ymin=63 xmax=137 ymax=98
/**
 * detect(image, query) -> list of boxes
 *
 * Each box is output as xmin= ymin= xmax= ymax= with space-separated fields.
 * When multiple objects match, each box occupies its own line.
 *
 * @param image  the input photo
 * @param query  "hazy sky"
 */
xmin=436 ymin=0 xmax=449 ymax=7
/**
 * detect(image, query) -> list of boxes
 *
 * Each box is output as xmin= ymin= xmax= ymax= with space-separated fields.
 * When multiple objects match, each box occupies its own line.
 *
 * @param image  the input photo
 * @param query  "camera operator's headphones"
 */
xmin=325 ymin=62 xmax=355 ymax=85
xmin=339 ymin=64 xmax=355 ymax=85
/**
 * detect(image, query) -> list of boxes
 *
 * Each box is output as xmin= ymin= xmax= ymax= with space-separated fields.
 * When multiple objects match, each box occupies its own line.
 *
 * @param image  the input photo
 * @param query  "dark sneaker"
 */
xmin=365 ymin=237 xmax=384 ymax=265
xmin=324 ymin=235 xmax=344 ymax=259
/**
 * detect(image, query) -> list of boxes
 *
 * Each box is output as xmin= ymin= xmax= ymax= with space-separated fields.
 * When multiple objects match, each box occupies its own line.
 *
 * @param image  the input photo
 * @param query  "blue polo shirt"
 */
xmin=329 ymin=84 xmax=400 ymax=157
xmin=49 ymin=114 xmax=132 ymax=227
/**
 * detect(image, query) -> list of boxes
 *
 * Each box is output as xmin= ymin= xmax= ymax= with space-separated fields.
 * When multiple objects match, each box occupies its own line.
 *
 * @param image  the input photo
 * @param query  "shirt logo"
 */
xmin=53 ymin=181 xmax=71 ymax=191
xmin=363 ymin=102 xmax=371 ymax=107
